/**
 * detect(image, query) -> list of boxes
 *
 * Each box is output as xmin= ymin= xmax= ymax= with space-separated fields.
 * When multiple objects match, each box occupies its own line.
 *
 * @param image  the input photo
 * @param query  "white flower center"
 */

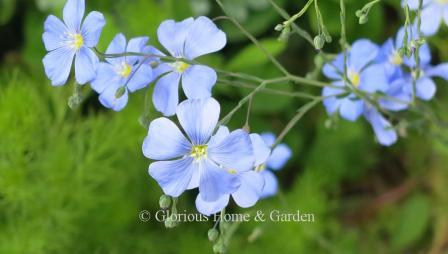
xmin=117 ymin=62 xmax=132 ymax=78
xmin=69 ymin=33 xmax=84 ymax=50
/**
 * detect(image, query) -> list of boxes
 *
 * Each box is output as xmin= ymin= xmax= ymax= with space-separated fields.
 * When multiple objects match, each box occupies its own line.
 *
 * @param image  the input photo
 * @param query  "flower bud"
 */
xmin=164 ymin=216 xmax=177 ymax=228
xmin=115 ymin=86 xmax=126 ymax=99
xmin=213 ymin=241 xmax=226 ymax=254
xmin=314 ymin=35 xmax=324 ymax=50
xmin=359 ymin=15 xmax=368 ymax=24
xmin=274 ymin=24 xmax=284 ymax=31
xmin=68 ymin=94 xmax=82 ymax=109
xmin=159 ymin=195 xmax=171 ymax=209
xmin=208 ymin=228 xmax=219 ymax=242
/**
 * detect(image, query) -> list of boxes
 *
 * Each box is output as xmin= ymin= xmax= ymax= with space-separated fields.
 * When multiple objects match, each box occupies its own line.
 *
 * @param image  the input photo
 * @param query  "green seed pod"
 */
xmin=164 ymin=216 xmax=176 ymax=228
xmin=359 ymin=15 xmax=368 ymax=24
xmin=274 ymin=24 xmax=284 ymax=31
xmin=159 ymin=195 xmax=171 ymax=209
xmin=314 ymin=35 xmax=325 ymax=50
xmin=114 ymin=86 xmax=126 ymax=99
xmin=213 ymin=241 xmax=226 ymax=254
xmin=208 ymin=228 xmax=219 ymax=242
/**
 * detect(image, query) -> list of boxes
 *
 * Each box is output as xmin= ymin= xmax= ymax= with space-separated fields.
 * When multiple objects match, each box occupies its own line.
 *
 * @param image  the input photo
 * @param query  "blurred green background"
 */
xmin=1 ymin=0 xmax=448 ymax=253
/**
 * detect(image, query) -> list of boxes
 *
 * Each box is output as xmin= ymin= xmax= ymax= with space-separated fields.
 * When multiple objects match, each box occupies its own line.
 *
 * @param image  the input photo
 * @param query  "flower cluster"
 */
xmin=322 ymin=24 xmax=448 ymax=146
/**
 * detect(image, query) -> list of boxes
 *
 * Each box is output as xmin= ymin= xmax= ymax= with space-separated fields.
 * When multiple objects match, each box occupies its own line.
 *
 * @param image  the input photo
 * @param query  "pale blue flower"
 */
xmin=403 ymin=0 xmax=448 ymax=36
xmin=91 ymin=34 xmax=153 ymax=111
xmin=142 ymin=98 xmax=254 ymax=203
xmin=42 ymin=0 xmax=105 ymax=86
xmin=322 ymin=39 xmax=388 ymax=121
xmin=153 ymin=16 xmax=227 ymax=116
xmin=364 ymin=106 xmax=398 ymax=146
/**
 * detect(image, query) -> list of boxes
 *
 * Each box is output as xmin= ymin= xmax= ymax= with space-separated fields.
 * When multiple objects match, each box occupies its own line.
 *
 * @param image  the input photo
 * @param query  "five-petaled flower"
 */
xmin=152 ymin=16 xmax=227 ymax=116
xmin=91 ymin=34 xmax=153 ymax=111
xmin=142 ymin=98 xmax=254 ymax=203
xmin=42 ymin=0 xmax=105 ymax=86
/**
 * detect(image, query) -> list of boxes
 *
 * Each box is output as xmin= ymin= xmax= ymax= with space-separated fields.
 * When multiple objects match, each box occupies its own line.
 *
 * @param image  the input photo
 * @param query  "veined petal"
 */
xmin=43 ymin=15 xmax=68 ymax=51
xmin=126 ymin=64 xmax=153 ymax=92
xmin=322 ymin=83 xmax=346 ymax=115
xmin=126 ymin=36 xmax=149 ymax=65
xmin=142 ymin=117 xmax=191 ymax=160
xmin=267 ymin=144 xmax=292 ymax=171
xmin=322 ymin=53 xmax=344 ymax=80
xmin=176 ymin=98 xmax=220 ymax=145
xmin=232 ymin=171 xmax=264 ymax=208
xmin=421 ymin=3 xmax=443 ymax=36
xmin=184 ymin=16 xmax=227 ymax=59
xmin=181 ymin=65 xmax=216 ymax=99
xmin=91 ymin=62 xmax=118 ymax=93
xmin=81 ymin=11 xmax=106 ymax=48
xmin=195 ymin=194 xmax=229 ymax=216
xmin=208 ymin=126 xmax=230 ymax=148
xmin=260 ymin=170 xmax=278 ymax=199
xmin=105 ymin=33 xmax=127 ymax=65
xmin=153 ymin=72 xmax=181 ymax=116
xmin=148 ymin=157 xmax=196 ymax=197
xmin=360 ymin=64 xmax=388 ymax=93
xmin=99 ymin=84 xmax=129 ymax=111
xmin=250 ymin=133 xmax=271 ymax=167
xmin=426 ymin=63 xmax=448 ymax=80
xmin=75 ymin=47 xmax=99 ymax=84
xmin=43 ymin=46 xmax=75 ymax=86
xmin=157 ymin=18 xmax=194 ymax=57
xmin=63 ymin=0 xmax=85 ymax=32
xmin=199 ymin=160 xmax=240 ymax=202
xmin=339 ymin=98 xmax=364 ymax=122
xmin=364 ymin=107 xmax=397 ymax=146
xmin=208 ymin=129 xmax=254 ymax=172
xmin=349 ymin=39 xmax=379 ymax=71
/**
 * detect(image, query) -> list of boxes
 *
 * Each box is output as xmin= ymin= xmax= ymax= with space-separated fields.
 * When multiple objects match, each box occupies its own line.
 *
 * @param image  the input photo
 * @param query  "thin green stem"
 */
xmin=282 ymin=0 xmax=314 ymax=28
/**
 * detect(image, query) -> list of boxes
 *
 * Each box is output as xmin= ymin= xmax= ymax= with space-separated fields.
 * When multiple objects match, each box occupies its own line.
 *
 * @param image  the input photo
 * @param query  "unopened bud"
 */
xmin=314 ymin=35 xmax=325 ymax=50
xmin=68 ymin=94 xmax=82 ymax=109
xmin=213 ymin=241 xmax=226 ymax=254
xmin=274 ymin=24 xmax=284 ymax=31
xmin=208 ymin=228 xmax=219 ymax=242
xmin=359 ymin=15 xmax=368 ymax=24
xmin=115 ymin=86 xmax=126 ymax=99
xmin=164 ymin=215 xmax=177 ymax=228
xmin=159 ymin=195 xmax=171 ymax=209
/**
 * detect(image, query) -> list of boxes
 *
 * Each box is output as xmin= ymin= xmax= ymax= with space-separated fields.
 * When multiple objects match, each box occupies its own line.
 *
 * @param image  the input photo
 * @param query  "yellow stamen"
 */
xmin=118 ymin=62 xmax=132 ymax=78
xmin=71 ymin=33 xmax=84 ymax=50
xmin=172 ymin=61 xmax=190 ymax=73
xmin=348 ymin=70 xmax=360 ymax=88
xmin=390 ymin=51 xmax=403 ymax=66
xmin=227 ymin=169 xmax=237 ymax=174
xmin=255 ymin=164 xmax=266 ymax=173
xmin=191 ymin=145 xmax=208 ymax=161
xmin=436 ymin=0 xmax=448 ymax=4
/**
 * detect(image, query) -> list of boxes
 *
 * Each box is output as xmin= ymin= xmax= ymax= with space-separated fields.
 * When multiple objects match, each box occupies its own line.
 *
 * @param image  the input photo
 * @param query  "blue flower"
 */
xmin=42 ymin=0 xmax=105 ymax=86
xmin=142 ymin=98 xmax=254 ymax=203
xmin=195 ymin=131 xmax=270 ymax=216
xmin=322 ymin=39 xmax=388 ymax=121
xmin=258 ymin=132 xmax=292 ymax=198
xmin=364 ymin=106 xmax=398 ymax=146
xmin=152 ymin=16 xmax=227 ymax=116
xmin=403 ymin=0 xmax=448 ymax=36
xmin=91 ymin=34 xmax=153 ymax=111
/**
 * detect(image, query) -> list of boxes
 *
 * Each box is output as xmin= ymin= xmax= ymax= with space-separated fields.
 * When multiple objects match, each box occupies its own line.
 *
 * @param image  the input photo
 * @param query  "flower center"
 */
xmin=70 ymin=33 xmax=84 ymax=50
xmin=118 ymin=62 xmax=132 ymax=78
xmin=436 ymin=0 xmax=448 ymax=4
xmin=172 ymin=61 xmax=190 ymax=73
xmin=191 ymin=145 xmax=208 ymax=161
xmin=255 ymin=164 xmax=266 ymax=172
xmin=390 ymin=51 xmax=403 ymax=66
xmin=348 ymin=70 xmax=360 ymax=88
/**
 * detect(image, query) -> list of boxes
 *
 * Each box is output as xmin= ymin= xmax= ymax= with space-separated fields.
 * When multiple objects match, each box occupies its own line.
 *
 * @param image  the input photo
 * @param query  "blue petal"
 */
xmin=322 ymin=83 xmax=346 ymax=115
xmin=349 ymin=39 xmax=379 ymax=71
xmin=339 ymin=98 xmax=364 ymax=122
xmin=426 ymin=63 xmax=448 ymax=80
xmin=249 ymin=133 xmax=271 ymax=167
xmin=322 ymin=53 xmax=343 ymax=80
xmin=377 ymin=38 xmax=394 ymax=64
xmin=360 ymin=64 xmax=388 ymax=93
xmin=126 ymin=64 xmax=153 ymax=92
xmin=153 ymin=72 xmax=181 ymax=116
xmin=176 ymin=98 xmax=220 ymax=145
xmin=416 ymin=77 xmax=436 ymax=100
xmin=99 ymin=84 xmax=129 ymax=111
xmin=91 ymin=62 xmax=118 ymax=93
xmin=260 ymin=132 xmax=276 ymax=147
xmin=157 ymin=18 xmax=194 ymax=57
xmin=403 ymin=0 xmax=431 ymax=9
xmin=208 ymin=129 xmax=255 ymax=172
xmin=267 ymin=144 xmax=292 ymax=171
xmin=208 ymin=126 xmax=230 ymax=148
xmin=43 ymin=46 xmax=75 ymax=86
xmin=142 ymin=117 xmax=192 ymax=160
xmin=182 ymin=65 xmax=216 ymax=99
xmin=126 ymin=36 xmax=149 ymax=65
xmin=63 ymin=0 xmax=85 ymax=32
xmin=195 ymin=194 xmax=229 ymax=216
xmin=199 ymin=159 xmax=240 ymax=202
xmin=148 ymin=157 xmax=196 ymax=198
xmin=232 ymin=171 xmax=264 ymax=208
xmin=380 ymin=79 xmax=411 ymax=111
xmin=421 ymin=3 xmax=442 ymax=36
xmin=105 ymin=33 xmax=127 ymax=65
xmin=260 ymin=170 xmax=278 ymax=199
xmin=42 ymin=15 xmax=68 ymax=51
xmin=364 ymin=107 xmax=397 ymax=146
xmin=184 ymin=16 xmax=227 ymax=59
xmin=143 ymin=46 xmax=171 ymax=80
xmin=81 ymin=11 xmax=106 ymax=48
xmin=75 ymin=47 xmax=98 ymax=84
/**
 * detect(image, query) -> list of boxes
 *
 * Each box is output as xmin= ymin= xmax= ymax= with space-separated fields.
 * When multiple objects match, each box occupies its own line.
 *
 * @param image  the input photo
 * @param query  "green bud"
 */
xmin=164 ymin=216 xmax=177 ymax=228
xmin=274 ymin=24 xmax=284 ymax=31
xmin=359 ymin=15 xmax=368 ymax=24
xmin=213 ymin=241 xmax=226 ymax=254
xmin=278 ymin=26 xmax=290 ymax=41
xmin=67 ymin=94 xmax=82 ymax=110
xmin=355 ymin=10 xmax=363 ymax=17
xmin=208 ymin=228 xmax=219 ymax=242
xmin=115 ymin=86 xmax=126 ymax=99
xmin=159 ymin=195 xmax=171 ymax=209
xmin=313 ymin=35 xmax=325 ymax=50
